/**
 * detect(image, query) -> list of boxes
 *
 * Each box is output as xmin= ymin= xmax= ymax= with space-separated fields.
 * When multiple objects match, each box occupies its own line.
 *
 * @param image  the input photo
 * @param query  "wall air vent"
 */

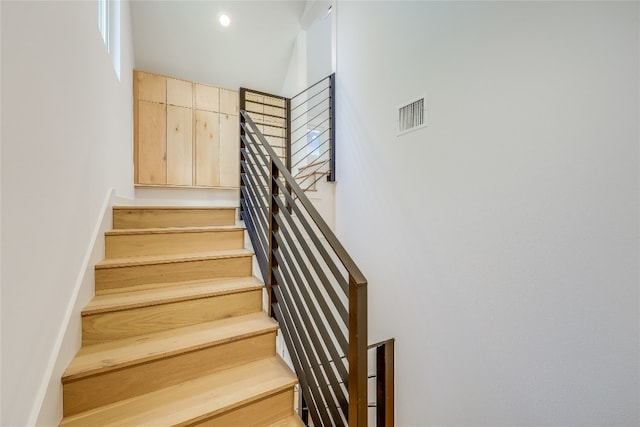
xmin=398 ymin=97 xmax=426 ymax=135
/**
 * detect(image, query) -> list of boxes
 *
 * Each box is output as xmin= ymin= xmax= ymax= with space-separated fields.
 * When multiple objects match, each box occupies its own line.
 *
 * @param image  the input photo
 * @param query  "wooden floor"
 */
xmin=60 ymin=206 xmax=303 ymax=426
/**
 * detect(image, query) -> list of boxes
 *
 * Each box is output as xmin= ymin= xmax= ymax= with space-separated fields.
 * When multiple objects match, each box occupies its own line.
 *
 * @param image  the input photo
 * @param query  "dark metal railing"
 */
xmin=240 ymin=109 xmax=367 ymax=427
xmin=368 ymin=339 xmax=395 ymax=427
xmin=289 ymin=74 xmax=336 ymax=189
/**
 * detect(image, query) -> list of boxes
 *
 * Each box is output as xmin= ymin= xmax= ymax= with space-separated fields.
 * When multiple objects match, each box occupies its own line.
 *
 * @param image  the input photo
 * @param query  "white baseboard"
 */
xmin=30 ymin=189 xmax=133 ymax=426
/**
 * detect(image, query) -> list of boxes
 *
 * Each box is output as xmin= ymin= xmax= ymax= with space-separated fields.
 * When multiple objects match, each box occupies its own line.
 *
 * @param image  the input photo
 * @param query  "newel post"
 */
xmin=348 ymin=275 xmax=368 ymax=427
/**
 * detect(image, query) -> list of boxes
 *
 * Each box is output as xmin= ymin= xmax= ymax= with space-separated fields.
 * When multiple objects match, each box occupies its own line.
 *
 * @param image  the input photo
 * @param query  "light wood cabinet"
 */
xmin=134 ymin=70 xmax=239 ymax=189
xmin=195 ymin=110 xmax=220 ymax=187
xmin=166 ymin=105 xmax=193 ymax=186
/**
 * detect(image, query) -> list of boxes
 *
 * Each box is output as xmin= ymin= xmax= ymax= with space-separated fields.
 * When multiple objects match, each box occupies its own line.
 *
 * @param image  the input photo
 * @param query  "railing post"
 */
xmin=239 ymin=90 xmax=247 ymax=220
xmin=376 ymin=340 xmax=395 ymax=427
xmin=267 ymin=158 xmax=279 ymax=317
xmin=285 ymin=97 xmax=293 ymax=213
xmin=286 ymin=97 xmax=292 ymax=173
xmin=349 ymin=275 xmax=368 ymax=427
xmin=329 ymin=73 xmax=336 ymax=182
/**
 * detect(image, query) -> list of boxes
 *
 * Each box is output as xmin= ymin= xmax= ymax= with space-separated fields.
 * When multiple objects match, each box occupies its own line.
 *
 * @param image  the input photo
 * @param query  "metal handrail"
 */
xmin=289 ymin=74 xmax=336 ymax=182
xmin=240 ymin=109 xmax=367 ymax=427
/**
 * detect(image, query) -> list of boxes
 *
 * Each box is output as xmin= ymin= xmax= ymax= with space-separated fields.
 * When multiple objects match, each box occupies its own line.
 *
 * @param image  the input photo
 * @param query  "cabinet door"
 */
xmin=167 ymin=78 xmax=192 ymax=108
xmin=195 ymin=110 xmax=220 ymax=187
xmin=195 ymin=84 xmax=219 ymax=112
xmin=219 ymin=113 xmax=239 ymax=187
xmin=220 ymin=89 xmax=239 ymax=115
xmin=137 ymin=100 xmax=166 ymax=184
xmin=136 ymin=72 xmax=166 ymax=103
xmin=167 ymin=105 xmax=193 ymax=186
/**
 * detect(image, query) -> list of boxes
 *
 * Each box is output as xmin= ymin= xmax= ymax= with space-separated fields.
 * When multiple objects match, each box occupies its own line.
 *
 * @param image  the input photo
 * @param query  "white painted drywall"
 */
xmin=334 ymin=2 xmax=639 ymax=426
xmin=281 ymin=30 xmax=308 ymax=98
xmin=306 ymin=11 xmax=331 ymax=87
xmin=0 ymin=1 xmax=135 ymax=425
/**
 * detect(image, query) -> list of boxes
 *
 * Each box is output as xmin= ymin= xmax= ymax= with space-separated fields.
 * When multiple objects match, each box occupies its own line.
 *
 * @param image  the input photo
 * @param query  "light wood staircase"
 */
xmin=60 ymin=206 xmax=303 ymax=427
xmin=294 ymin=160 xmax=330 ymax=192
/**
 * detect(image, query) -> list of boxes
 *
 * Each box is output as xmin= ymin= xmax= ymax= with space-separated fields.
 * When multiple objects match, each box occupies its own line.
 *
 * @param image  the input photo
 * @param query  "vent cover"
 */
xmin=398 ymin=97 xmax=426 ymax=135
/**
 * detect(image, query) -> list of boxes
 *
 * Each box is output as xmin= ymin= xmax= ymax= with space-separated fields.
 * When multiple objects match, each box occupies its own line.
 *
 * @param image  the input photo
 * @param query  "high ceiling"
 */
xmin=130 ymin=1 xmax=310 ymax=94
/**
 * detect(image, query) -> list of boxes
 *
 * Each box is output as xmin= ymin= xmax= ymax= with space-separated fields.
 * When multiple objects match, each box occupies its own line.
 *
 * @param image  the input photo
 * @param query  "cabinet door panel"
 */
xmin=219 ymin=113 xmax=240 ymax=187
xmin=195 ymin=110 xmax=220 ymax=187
xmin=167 ymin=78 xmax=192 ymax=108
xmin=220 ymin=89 xmax=239 ymax=115
xmin=136 ymin=72 xmax=166 ymax=103
xmin=167 ymin=105 xmax=193 ymax=186
xmin=137 ymin=101 xmax=166 ymax=184
xmin=195 ymin=84 xmax=219 ymax=112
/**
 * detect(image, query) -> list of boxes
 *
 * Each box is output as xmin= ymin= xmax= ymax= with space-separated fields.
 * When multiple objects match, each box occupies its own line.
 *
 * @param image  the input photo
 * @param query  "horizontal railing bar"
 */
xmin=240 ymin=157 xmax=269 ymax=202
xmin=290 ymin=129 xmax=330 ymax=158
xmin=271 ymin=220 xmax=349 ymax=355
xmin=241 ymin=87 xmax=287 ymax=103
xmin=272 ymin=197 xmax=348 ymax=323
xmin=239 ymin=189 xmax=268 ymax=257
xmin=290 ymin=76 xmax=331 ymax=103
xmin=240 ymin=156 xmax=270 ymax=203
xmin=270 ymin=221 xmax=350 ymax=383
xmin=239 ymin=182 xmax=269 ymax=252
xmin=245 ymin=117 xmax=287 ymax=129
xmin=239 ymin=180 xmax=267 ymax=231
xmin=239 ymin=209 xmax=268 ymax=280
xmin=290 ymin=89 xmax=331 ymax=116
xmin=295 ymin=159 xmax=331 ymax=179
xmin=272 ymin=191 xmax=349 ymax=297
xmin=246 ymin=100 xmax=286 ymax=110
xmin=272 ymin=302 xmax=336 ymax=427
xmin=273 ymin=304 xmax=327 ymax=427
xmin=301 ymin=167 xmax=331 ymax=193
xmin=242 ymin=129 xmax=272 ymax=167
xmin=367 ymin=338 xmax=396 ymax=350
xmin=239 ymin=174 xmax=267 ymax=223
xmin=272 ymin=177 xmax=349 ymax=295
xmin=244 ymin=104 xmax=286 ymax=116
xmin=291 ymin=107 xmax=331 ymax=135
xmin=271 ymin=267 xmax=348 ymax=419
xmin=245 ymin=111 xmax=363 ymax=288
xmin=292 ymin=97 xmax=331 ymax=123
xmin=293 ymin=150 xmax=331 ymax=179
xmin=290 ymin=117 xmax=330 ymax=146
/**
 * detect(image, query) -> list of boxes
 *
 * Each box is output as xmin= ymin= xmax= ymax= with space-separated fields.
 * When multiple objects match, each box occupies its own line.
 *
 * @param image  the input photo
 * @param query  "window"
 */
xmin=97 ymin=0 xmax=121 ymax=80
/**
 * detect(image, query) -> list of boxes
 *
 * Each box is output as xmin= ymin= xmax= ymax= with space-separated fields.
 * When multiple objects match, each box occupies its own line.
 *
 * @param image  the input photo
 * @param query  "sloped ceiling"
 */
xmin=130 ymin=0 xmax=307 ymax=94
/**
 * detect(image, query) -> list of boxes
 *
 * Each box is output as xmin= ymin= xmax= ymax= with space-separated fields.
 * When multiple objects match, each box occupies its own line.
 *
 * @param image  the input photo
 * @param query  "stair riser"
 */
xmin=63 ymin=331 xmax=277 ymax=417
xmin=113 ymin=208 xmax=236 ymax=229
xmin=191 ymin=388 xmax=294 ymax=427
xmin=95 ymin=256 xmax=252 ymax=293
xmin=105 ymin=230 xmax=244 ymax=258
xmin=82 ymin=290 xmax=262 ymax=345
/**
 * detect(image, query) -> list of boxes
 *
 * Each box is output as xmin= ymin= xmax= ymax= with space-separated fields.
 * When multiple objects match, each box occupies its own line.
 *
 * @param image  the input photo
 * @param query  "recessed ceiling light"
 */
xmin=219 ymin=14 xmax=230 ymax=27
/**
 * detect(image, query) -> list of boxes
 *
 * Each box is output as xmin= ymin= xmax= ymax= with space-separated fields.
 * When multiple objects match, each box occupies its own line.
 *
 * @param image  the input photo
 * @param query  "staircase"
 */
xmin=60 ymin=206 xmax=303 ymax=426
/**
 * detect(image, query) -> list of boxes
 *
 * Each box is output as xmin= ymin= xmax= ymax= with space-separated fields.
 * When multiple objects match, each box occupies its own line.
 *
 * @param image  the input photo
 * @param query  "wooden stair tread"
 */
xmin=105 ymin=225 xmax=243 ymax=236
xmin=83 ymin=276 xmax=263 ymax=315
xmin=297 ymin=159 xmax=329 ymax=172
xmin=60 ymin=357 xmax=297 ymax=427
xmin=268 ymin=414 xmax=306 ymax=426
xmin=64 ymin=312 xmax=278 ymax=382
xmin=113 ymin=206 xmax=237 ymax=211
xmin=95 ymin=249 xmax=252 ymax=269
xmin=294 ymin=169 xmax=329 ymax=180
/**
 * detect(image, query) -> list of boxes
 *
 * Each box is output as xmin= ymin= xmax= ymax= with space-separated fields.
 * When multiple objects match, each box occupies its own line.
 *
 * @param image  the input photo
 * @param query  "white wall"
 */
xmin=281 ymin=30 xmax=308 ymax=98
xmin=306 ymin=12 xmax=331 ymax=87
xmin=0 ymin=1 xmax=135 ymax=425
xmin=335 ymin=2 xmax=639 ymax=426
